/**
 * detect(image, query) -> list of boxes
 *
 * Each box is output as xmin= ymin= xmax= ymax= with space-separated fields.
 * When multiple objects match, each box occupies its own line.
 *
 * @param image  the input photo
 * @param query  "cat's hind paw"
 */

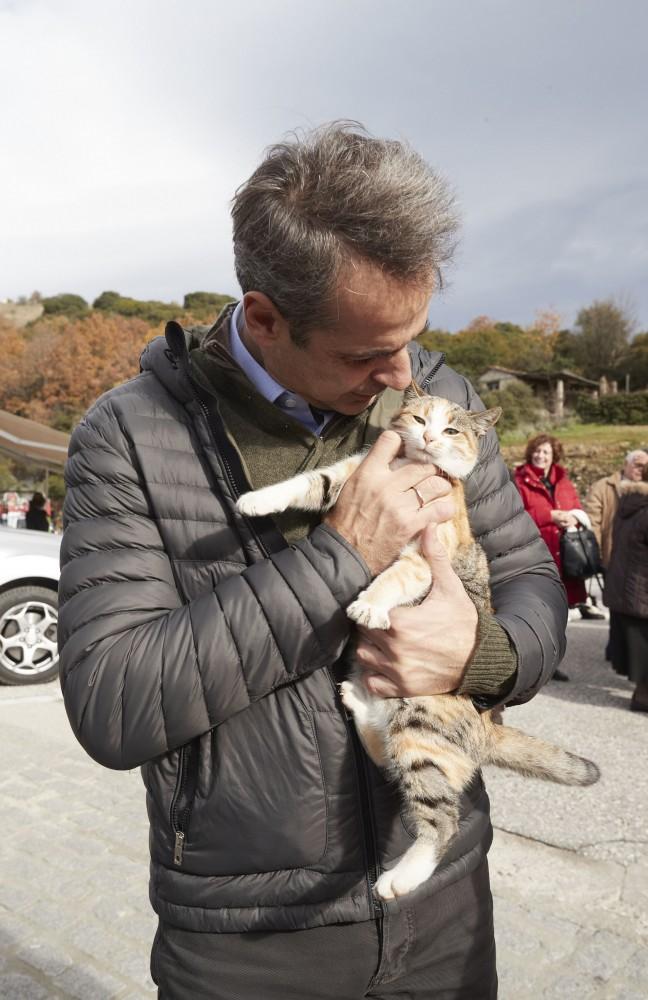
xmin=374 ymin=849 xmax=438 ymax=900
xmin=339 ymin=680 xmax=370 ymax=724
xmin=347 ymin=600 xmax=391 ymax=630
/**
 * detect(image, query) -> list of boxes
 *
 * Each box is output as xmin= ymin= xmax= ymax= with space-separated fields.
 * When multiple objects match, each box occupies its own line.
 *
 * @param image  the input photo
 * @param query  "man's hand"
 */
xmin=354 ymin=524 xmax=479 ymax=697
xmin=325 ymin=431 xmax=455 ymax=576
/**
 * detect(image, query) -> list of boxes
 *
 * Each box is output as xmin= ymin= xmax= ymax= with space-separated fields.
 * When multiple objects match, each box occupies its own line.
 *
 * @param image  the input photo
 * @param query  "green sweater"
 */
xmin=190 ymin=322 xmax=517 ymax=699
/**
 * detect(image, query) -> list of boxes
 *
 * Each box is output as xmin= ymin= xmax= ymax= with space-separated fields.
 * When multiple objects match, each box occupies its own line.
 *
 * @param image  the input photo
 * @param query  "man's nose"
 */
xmin=371 ymin=349 xmax=412 ymax=390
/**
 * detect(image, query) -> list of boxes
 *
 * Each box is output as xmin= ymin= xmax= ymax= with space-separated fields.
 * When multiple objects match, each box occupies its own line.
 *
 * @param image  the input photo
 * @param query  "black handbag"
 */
xmin=560 ymin=527 xmax=603 ymax=580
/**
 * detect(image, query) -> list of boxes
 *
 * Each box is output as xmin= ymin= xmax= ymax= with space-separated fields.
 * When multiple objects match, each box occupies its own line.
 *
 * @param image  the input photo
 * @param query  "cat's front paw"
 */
xmin=236 ymin=490 xmax=276 ymax=517
xmin=347 ymin=600 xmax=391 ymax=630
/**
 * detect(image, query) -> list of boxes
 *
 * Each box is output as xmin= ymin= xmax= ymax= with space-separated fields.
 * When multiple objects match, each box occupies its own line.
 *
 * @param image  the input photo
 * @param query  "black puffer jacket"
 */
xmin=604 ymin=480 xmax=648 ymax=618
xmin=59 ymin=322 xmax=567 ymax=933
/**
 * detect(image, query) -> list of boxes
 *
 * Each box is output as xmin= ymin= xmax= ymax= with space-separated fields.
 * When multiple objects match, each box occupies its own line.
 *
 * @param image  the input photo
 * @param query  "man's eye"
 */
xmin=413 ymin=415 xmax=426 ymax=425
xmin=444 ymin=427 xmax=459 ymax=435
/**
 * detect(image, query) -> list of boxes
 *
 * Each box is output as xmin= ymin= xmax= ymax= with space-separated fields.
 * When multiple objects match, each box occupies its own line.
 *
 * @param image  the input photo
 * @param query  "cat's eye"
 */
xmin=444 ymin=427 xmax=460 ymax=435
xmin=412 ymin=415 xmax=426 ymax=425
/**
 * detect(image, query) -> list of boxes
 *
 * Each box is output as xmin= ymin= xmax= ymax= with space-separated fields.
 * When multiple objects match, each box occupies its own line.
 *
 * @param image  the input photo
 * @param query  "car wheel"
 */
xmin=0 ymin=586 xmax=59 ymax=685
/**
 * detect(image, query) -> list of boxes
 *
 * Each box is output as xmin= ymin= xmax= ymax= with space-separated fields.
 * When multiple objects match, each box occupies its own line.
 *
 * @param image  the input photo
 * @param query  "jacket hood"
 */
xmin=138 ymin=304 xmax=236 ymax=403
xmin=617 ymin=479 xmax=648 ymax=518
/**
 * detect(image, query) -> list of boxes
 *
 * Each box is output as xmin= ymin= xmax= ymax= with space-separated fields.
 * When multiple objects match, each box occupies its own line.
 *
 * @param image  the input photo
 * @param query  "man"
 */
xmin=584 ymin=449 xmax=648 ymax=568
xmin=25 ymin=491 xmax=49 ymax=532
xmin=58 ymin=124 xmax=567 ymax=999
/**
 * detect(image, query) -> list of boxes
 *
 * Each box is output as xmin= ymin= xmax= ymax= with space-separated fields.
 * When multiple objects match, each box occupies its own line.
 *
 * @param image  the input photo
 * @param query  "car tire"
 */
xmin=0 ymin=586 xmax=59 ymax=686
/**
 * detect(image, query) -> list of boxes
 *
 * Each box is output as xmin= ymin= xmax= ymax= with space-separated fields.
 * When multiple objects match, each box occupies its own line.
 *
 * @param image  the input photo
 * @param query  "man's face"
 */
xmin=243 ymin=263 xmax=433 ymax=414
xmin=623 ymin=451 xmax=648 ymax=481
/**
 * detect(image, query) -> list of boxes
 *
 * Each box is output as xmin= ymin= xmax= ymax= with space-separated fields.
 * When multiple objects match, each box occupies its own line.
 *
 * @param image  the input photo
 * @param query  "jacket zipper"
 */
xmin=420 ymin=352 xmax=446 ymax=393
xmin=170 ymin=742 xmax=199 ymax=866
xmin=177 ymin=351 xmax=275 ymax=558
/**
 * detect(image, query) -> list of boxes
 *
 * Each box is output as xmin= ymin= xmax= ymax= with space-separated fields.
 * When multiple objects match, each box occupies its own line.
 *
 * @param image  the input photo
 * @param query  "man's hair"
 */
xmin=624 ymin=448 xmax=648 ymax=464
xmin=231 ymin=121 xmax=459 ymax=344
xmin=524 ymin=433 xmax=565 ymax=466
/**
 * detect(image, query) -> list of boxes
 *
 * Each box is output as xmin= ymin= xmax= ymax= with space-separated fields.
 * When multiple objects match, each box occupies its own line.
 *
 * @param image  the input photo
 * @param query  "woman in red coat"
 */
xmin=514 ymin=434 xmax=602 ymax=623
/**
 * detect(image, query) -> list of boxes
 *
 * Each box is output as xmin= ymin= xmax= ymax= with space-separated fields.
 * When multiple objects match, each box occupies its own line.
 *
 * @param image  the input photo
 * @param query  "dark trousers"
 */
xmin=152 ymin=861 xmax=497 ymax=999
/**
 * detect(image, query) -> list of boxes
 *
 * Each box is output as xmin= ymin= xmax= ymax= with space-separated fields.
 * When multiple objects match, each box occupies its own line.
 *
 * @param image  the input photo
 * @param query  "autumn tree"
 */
xmin=571 ymin=299 xmax=635 ymax=379
xmin=0 ymin=313 xmax=152 ymax=431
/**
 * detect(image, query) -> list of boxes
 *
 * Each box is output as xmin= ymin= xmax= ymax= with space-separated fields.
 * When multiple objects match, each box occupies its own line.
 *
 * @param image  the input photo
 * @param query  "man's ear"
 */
xmin=468 ymin=406 xmax=502 ymax=435
xmin=242 ymin=291 xmax=289 ymax=347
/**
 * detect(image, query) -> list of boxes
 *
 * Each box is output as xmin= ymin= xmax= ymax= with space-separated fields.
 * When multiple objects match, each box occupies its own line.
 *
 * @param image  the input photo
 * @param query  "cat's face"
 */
xmin=391 ymin=391 xmax=502 ymax=478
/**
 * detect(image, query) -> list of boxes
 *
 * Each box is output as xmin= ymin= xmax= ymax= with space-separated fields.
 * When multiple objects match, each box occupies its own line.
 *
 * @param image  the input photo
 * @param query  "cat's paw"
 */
xmin=374 ymin=851 xmax=438 ymax=900
xmin=347 ymin=600 xmax=391 ymax=630
xmin=236 ymin=490 xmax=277 ymax=517
xmin=339 ymin=680 xmax=370 ymax=723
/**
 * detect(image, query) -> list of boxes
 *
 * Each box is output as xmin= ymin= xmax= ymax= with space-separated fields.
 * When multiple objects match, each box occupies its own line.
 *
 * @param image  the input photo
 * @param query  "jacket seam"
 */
xmin=213 ymin=590 xmax=250 ymax=701
xmin=187 ymin=602 xmax=212 ymax=727
xmin=476 ymin=508 xmax=527 ymax=541
xmin=267 ymin=552 xmax=330 ymax=666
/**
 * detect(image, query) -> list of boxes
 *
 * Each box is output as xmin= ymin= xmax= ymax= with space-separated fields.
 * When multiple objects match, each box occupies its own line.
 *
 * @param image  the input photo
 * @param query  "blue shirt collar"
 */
xmin=229 ymin=302 xmax=332 ymax=436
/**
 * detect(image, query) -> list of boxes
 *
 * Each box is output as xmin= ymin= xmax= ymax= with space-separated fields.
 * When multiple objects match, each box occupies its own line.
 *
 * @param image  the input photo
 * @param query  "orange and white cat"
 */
xmin=237 ymin=389 xmax=599 ymax=899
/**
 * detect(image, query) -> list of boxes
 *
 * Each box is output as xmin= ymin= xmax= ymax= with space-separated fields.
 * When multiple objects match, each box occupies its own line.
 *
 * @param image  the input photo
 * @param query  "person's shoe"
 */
xmin=567 ymin=607 xmax=582 ymax=622
xmin=578 ymin=603 xmax=606 ymax=620
xmin=552 ymin=669 xmax=570 ymax=682
xmin=630 ymin=694 xmax=648 ymax=713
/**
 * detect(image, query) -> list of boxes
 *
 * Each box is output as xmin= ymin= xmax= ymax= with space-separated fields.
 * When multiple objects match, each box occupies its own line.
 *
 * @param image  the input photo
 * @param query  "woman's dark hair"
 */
xmin=524 ymin=433 xmax=564 ymax=466
xmin=29 ymin=492 xmax=46 ymax=509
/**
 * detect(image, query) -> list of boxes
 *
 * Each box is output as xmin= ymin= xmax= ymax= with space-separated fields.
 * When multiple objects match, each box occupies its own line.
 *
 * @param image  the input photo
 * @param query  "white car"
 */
xmin=0 ymin=527 xmax=61 ymax=685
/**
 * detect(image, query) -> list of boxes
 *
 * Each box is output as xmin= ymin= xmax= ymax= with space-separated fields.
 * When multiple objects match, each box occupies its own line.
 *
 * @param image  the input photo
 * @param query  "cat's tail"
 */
xmin=485 ymin=722 xmax=600 ymax=786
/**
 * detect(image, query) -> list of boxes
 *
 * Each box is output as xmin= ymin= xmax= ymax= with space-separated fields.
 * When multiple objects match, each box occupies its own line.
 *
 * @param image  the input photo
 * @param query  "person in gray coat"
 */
xmin=58 ymin=124 xmax=567 ymax=999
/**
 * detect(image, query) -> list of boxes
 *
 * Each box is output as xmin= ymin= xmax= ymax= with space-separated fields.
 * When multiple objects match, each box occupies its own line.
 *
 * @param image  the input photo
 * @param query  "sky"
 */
xmin=1 ymin=0 xmax=647 ymax=332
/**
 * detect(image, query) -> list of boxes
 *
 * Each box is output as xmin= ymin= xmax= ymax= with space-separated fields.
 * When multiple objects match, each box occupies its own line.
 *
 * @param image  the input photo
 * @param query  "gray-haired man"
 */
xmin=585 ymin=449 xmax=648 ymax=568
xmin=59 ymin=124 xmax=566 ymax=998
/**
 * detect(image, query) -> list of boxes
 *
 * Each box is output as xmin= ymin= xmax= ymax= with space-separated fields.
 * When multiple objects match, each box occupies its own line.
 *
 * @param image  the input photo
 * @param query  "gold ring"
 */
xmin=411 ymin=485 xmax=427 ymax=508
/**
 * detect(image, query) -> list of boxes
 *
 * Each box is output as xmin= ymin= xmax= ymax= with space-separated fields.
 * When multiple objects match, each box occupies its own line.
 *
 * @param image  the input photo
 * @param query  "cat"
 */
xmin=236 ymin=387 xmax=600 ymax=900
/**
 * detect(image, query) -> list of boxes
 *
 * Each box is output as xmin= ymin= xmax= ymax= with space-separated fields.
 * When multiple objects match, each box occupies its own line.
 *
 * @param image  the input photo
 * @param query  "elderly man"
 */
xmin=58 ymin=124 xmax=566 ymax=999
xmin=585 ymin=449 xmax=648 ymax=568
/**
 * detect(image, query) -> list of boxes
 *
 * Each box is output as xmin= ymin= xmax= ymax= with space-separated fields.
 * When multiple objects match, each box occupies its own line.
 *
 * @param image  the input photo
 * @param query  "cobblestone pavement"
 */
xmin=1 ymin=620 xmax=646 ymax=998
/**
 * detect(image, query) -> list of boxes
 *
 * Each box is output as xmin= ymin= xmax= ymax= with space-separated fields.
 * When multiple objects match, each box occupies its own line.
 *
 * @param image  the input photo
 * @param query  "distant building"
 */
xmin=478 ymin=366 xmax=600 ymax=419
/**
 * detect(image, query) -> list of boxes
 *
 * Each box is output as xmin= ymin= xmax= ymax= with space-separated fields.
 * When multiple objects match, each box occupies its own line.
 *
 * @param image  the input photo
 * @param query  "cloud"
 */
xmin=1 ymin=0 xmax=647 ymax=329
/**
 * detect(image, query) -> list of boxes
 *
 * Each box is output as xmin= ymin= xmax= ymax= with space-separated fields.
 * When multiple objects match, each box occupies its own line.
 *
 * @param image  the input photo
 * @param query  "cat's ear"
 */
xmin=403 ymin=381 xmax=423 ymax=404
xmin=468 ymin=407 xmax=502 ymax=435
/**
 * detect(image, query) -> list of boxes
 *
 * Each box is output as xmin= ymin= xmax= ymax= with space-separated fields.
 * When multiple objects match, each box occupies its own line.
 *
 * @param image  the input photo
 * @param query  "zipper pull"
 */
xmin=173 ymin=831 xmax=185 ymax=866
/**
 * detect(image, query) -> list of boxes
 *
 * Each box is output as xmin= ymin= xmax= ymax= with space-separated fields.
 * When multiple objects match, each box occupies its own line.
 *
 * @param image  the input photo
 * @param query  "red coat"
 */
xmin=514 ymin=462 xmax=587 ymax=607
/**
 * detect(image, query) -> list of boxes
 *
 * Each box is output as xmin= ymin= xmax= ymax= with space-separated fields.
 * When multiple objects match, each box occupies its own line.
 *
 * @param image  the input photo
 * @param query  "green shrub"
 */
xmin=575 ymin=391 xmax=648 ymax=424
xmin=92 ymin=290 xmax=181 ymax=324
xmin=482 ymin=381 xmax=544 ymax=434
xmin=42 ymin=293 xmax=89 ymax=317
xmin=183 ymin=292 xmax=234 ymax=316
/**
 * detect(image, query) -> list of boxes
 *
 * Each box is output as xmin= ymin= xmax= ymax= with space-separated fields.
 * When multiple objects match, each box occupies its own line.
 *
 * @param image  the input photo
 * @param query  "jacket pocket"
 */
xmin=176 ymin=685 xmax=330 ymax=876
xmin=169 ymin=740 xmax=200 ymax=867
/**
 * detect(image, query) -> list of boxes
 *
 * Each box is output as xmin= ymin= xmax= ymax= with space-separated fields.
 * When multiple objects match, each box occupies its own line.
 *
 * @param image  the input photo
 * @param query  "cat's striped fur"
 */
xmin=236 ymin=388 xmax=600 ymax=900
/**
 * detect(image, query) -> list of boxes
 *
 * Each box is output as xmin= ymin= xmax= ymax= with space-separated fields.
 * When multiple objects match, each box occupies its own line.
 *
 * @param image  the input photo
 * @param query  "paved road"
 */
xmin=0 ymin=620 xmax=646 ymax=999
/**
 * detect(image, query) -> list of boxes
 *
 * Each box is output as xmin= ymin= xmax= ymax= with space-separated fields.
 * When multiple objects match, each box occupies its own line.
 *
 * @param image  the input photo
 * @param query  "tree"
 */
xmin=571 ymin=299 xmax=635 ymax=380
xmin=621 ymin=331 xmax=648 ymax=390
xmin=92 ymin=290 xmax=182 ymax=324
xmin=42 ymin=293 xmax=89 ymax=318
